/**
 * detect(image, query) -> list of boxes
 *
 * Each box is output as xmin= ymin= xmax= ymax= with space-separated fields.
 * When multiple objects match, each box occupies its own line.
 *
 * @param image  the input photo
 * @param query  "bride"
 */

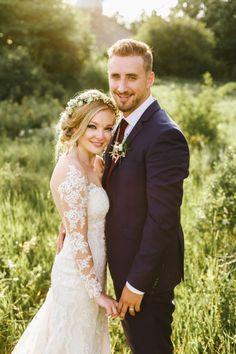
xmin=12 ymin=90 xmax=119 ymax=354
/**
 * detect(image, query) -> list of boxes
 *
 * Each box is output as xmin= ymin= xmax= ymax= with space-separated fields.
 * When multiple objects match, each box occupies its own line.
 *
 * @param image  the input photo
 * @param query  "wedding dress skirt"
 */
xmin=12 ymin=180 xmax=111 ymax=354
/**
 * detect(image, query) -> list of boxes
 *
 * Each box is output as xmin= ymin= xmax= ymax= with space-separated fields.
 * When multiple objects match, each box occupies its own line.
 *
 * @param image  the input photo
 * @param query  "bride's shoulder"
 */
xmin=50 ymin=154 xmax=86 ymax=190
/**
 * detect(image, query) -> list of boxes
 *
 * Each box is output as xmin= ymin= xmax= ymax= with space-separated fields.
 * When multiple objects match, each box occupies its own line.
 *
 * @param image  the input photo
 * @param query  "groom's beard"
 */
xmin=111 ymin=90 xmax=146 ymax=115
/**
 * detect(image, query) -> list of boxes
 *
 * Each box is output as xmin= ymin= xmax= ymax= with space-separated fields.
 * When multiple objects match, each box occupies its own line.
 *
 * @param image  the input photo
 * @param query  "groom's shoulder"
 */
xmin=142 ymin=105 xmax=188 ymax=149
xmin=146 ymin=104 xmax=179 ymax=133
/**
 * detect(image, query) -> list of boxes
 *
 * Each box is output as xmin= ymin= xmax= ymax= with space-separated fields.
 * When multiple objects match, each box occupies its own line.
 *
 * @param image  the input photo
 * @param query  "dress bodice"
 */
xmin=87 ymin=183 xmax=109 ymax=226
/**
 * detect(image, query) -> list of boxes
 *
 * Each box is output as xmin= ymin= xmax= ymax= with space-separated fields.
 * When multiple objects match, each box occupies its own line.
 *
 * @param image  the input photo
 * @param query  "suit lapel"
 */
xmin=125 ymin=100 xmax=161 ymax=148
xmin=102 ymin=123 xmax=120 ymax=185
xmin=103 ymin=100 xmax=161 ymax=184
xmin=106 ymin=100 xmax=159 ymax=154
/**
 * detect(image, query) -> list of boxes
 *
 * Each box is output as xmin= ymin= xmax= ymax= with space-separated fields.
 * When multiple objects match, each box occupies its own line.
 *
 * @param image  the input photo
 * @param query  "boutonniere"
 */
xmin=109 ymin=141 xmax=128 ymax=163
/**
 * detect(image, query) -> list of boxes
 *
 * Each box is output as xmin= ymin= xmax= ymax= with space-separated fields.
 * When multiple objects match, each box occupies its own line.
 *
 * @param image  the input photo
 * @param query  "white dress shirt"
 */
xmin=122 ymin=95 xmax=155 ymax=142
xmin=119 ymin=95 xmax=155 ymax=295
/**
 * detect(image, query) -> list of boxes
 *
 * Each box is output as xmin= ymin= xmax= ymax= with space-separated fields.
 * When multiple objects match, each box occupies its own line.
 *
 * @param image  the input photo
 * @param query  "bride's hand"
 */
xmin=94 ymin=293 xmax=118 ymax=319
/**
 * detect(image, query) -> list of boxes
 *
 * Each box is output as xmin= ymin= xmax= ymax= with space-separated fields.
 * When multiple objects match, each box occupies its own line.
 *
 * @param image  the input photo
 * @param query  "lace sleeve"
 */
xmin=58 ymin=165 xmax=102 ymax=298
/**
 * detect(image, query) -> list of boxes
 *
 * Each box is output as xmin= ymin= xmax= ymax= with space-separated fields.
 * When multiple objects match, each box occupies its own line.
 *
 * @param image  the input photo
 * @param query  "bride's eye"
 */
xmin=105 ymin=127 xmax=113 ymax=132
xmin=87 ymin=124 xmax=97 ymax=129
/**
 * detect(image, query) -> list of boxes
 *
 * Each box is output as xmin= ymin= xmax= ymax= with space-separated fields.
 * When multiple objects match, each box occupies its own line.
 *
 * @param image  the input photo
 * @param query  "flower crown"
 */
xmin=60 ymin=89 xmax=119 ymax=122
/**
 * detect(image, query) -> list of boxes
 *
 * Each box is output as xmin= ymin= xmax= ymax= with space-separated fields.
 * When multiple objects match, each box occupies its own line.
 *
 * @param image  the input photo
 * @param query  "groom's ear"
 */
xmin=147 ymin=71 xmax=155 ymax=88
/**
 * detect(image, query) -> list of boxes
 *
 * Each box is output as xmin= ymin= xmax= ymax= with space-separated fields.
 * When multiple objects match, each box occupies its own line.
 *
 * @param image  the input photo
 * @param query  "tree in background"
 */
xmin=173 ymin=0 xmax=236 ymax=78
xmin=136 ymin=14 xmax=215 ymax=78
xmin=0 ymin=0 xmax=93 ymax=100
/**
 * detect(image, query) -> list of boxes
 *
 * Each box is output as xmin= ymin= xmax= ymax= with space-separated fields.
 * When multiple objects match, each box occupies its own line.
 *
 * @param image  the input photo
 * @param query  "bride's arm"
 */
xmin=58 ymin=164 xmax=102 ymax=298
xmin=56 ymin=163 xmax=118 ymax=316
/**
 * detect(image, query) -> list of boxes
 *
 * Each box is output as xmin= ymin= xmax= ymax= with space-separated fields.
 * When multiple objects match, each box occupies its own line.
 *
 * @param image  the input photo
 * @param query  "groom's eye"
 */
xmin=128 ymin=74 xmax=138 ymax=80
xmin=111 ymin=74 xmax=120 ymax=80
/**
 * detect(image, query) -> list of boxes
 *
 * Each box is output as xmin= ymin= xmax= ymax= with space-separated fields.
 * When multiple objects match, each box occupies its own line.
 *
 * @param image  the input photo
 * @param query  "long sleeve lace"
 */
xmin=58 ymin=165 xmax=102 ymax=298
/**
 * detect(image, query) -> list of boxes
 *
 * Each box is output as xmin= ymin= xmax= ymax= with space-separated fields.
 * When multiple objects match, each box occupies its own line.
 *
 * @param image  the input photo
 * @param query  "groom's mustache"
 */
xmin=114 ymin=90 xmax=132 ymax=96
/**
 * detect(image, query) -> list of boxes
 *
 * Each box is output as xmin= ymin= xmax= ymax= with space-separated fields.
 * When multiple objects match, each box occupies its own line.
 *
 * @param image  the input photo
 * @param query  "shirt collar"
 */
xmin=123 ymin=95 xmax=155 ymax=127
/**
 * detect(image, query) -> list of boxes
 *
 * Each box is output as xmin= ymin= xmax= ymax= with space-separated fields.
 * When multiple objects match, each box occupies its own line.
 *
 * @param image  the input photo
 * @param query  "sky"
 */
xmin=102 ymin=0 xmax=178 ymax=22
xmin=68 ymin=1 xmax=178 ymax=22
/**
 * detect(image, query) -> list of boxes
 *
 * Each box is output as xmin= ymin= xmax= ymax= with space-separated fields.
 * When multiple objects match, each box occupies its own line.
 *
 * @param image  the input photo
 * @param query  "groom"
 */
xmin=102 ymin=39 xmax=189 ymax=354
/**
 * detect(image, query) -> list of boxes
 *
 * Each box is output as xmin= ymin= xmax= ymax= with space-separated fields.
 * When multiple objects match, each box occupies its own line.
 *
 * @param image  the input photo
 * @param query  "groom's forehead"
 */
xmin=108 ymin=55 xmax=145 ymax=73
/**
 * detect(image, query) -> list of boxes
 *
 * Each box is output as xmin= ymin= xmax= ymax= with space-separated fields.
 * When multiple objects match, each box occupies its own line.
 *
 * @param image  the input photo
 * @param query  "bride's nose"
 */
xmin=96 ymin=129 xmax=105 ymax=140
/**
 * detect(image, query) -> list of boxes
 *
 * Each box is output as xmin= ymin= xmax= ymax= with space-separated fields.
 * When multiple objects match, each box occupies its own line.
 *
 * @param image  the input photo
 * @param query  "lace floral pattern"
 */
xmin=58 ymin=165 xmax=102 ymax=298
xmin=12 ymin=163 xmax=111 ymax=354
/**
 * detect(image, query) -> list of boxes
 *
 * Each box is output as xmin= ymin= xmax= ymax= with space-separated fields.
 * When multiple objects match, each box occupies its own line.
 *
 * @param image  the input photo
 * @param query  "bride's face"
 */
xmin=79 ymin=109 xmax=114 ymax=155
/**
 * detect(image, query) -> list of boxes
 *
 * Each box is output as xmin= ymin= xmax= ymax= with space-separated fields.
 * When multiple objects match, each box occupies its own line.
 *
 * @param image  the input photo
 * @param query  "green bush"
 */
xmin=0 ymin=46 xmax=65 ymax=101
xmin=0 ymin=0 xmax=93 ymax=96
xmin=171 ymin=73 xmax=236 ymax=147
xmin=197 ymin=147 xmax=236 ymax=243
xmin=80 ymin=54 xmax=108 ymax=92
xmin=0 ymin=96 xmax=62 ymax=138
xmin=172 ymin=0 xmax=236 ymax=80
xmin=136 ymin=15 xmax=215 ymax=78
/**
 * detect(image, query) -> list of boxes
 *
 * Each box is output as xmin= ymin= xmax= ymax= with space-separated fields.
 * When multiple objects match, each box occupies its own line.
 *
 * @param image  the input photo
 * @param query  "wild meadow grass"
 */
xmin=0 ymin=80 xmax=235 ymax=353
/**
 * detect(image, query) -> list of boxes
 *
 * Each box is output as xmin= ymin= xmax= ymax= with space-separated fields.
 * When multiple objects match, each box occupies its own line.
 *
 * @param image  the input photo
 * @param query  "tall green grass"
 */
xmin=0 ymin=80 xmax=235 ymax=353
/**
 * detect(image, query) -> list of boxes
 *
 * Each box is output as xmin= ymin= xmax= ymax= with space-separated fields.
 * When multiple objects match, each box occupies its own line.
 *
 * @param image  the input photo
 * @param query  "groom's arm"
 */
xmin=57 ymin=222 xmax=66 ymax=253
xmin=126 ymin=127 xmax=189 ymax=292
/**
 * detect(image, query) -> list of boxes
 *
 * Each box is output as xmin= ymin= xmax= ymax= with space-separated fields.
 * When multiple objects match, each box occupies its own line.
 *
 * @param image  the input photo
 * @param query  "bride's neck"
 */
xmin=70 ymin=145 xmax=95 ymax=168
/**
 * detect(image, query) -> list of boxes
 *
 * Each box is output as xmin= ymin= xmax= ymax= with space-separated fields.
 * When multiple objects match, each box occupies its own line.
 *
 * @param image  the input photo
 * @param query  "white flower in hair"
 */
xmin=87 ymin=97 xmax=94 ymax=103
xmin=61 ymin=89 xmax=119 ymax=121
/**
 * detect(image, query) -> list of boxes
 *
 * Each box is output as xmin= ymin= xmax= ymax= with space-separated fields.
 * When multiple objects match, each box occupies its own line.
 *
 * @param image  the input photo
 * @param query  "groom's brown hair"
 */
xmin=107 ymin=38 xmax=153 ymax=73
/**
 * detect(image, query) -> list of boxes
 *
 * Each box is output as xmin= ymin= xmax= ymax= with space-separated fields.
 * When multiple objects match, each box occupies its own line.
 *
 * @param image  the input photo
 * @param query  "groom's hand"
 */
xmin=118 ymin=285 xmax=144 ymax=320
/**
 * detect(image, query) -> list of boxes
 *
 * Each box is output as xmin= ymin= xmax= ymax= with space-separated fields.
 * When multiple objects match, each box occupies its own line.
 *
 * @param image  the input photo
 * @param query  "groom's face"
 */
xmin=108 ymin=55 xmax=154 ymax=117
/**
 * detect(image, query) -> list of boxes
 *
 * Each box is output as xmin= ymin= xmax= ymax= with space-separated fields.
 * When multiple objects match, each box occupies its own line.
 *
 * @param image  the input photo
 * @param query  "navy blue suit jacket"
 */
xmin=102 ymin=100 xmax=189 ymax=294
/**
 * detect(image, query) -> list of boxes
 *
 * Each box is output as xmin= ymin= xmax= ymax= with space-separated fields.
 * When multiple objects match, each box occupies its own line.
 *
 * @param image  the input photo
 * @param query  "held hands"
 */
xmin=57 ymin=222 xmax=66 ymax=254
xmin=118 ymin=285 xmax=144 ymax=320
xmin=94 ymin=293 xmax=119 ymax=319
xmin=94 ymin=286 xmax=144 ymax=320
xmin=56 ymin=223 xmax=142 ymax=321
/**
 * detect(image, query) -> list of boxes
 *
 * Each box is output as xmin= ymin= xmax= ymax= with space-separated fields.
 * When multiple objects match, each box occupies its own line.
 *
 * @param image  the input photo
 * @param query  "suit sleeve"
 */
xmin=127 ymin=127 xmax=189 ymax=292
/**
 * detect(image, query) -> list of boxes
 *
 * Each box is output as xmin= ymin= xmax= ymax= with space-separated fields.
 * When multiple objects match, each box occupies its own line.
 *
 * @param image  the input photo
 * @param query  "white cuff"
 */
xmin=126 ymin=281 xmax=144 ymax=295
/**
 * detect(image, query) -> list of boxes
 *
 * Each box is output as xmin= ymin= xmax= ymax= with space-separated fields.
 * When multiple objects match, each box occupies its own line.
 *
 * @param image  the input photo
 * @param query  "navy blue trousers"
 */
xmin=117 ymin=289 xmax=175 ymax=354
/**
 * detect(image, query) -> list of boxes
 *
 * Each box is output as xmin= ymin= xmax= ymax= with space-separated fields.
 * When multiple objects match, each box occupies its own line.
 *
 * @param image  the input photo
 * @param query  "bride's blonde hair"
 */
xmin=56 ymin=89 xmax=119 ymax=159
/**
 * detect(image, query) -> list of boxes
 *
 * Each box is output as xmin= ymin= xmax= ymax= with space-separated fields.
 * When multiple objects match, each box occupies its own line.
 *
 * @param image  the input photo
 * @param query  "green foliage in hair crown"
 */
xmin=60 ymin=89 xmax=119 ymax=122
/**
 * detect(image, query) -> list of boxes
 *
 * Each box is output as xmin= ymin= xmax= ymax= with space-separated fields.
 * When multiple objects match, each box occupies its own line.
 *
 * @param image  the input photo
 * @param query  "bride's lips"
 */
xmin=91 ymin=141 xmax=104 ymax=148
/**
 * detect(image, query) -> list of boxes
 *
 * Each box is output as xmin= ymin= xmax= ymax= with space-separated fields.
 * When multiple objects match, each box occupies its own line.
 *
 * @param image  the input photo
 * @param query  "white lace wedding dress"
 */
xmin=12 ymin=164 xmax=111 ymax=354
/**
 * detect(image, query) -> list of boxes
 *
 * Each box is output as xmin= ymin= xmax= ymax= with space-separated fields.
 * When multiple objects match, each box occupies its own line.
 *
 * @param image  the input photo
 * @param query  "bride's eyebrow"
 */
xmin=89 ymin=121 xmax=113 ymax=127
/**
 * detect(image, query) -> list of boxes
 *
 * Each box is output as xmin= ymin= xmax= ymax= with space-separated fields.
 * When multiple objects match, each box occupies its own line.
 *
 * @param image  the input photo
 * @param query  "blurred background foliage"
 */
xmin=0 ymin=0 xmax=94 ymax=101
xmin=0 ymin=0 xmax=235 ymax=103
xmin=0 ymin=0 xmax=235 ymax=353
